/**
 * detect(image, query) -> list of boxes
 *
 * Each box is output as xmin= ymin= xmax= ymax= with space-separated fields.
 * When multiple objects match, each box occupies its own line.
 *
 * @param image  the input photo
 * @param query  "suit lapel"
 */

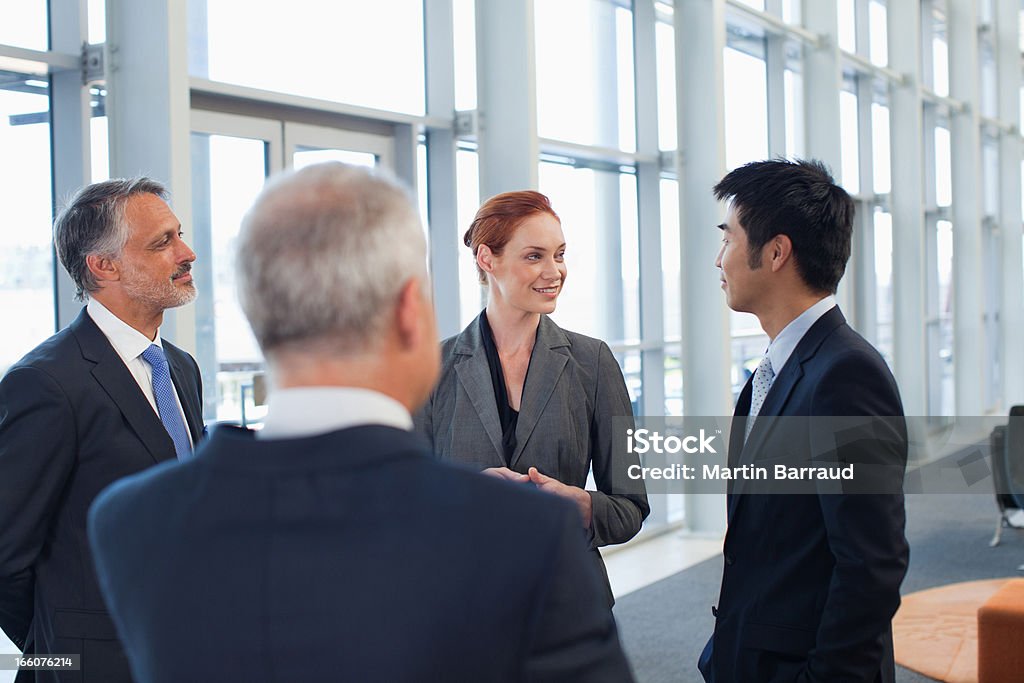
xmin=454 ymin=321 xmax=504 ymax=461
xmin=72 ymin=309 xmax=176 ymax=463
xmin=510 ymin=316 xmax=569 ymax=469
xmin=728 ymin=306 xmax=847 ymax=521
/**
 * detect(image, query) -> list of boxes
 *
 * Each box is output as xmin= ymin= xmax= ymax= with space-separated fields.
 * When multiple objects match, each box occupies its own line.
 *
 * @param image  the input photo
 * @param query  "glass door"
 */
xmin=191 ymin=111 xmax=397 ymax=424
xmin=285 ymin=122 xmax=394 ymax=170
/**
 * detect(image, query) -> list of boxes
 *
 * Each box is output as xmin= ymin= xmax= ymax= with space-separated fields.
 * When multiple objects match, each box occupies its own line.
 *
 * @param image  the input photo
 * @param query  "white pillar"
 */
xmin=996 ymin=0 xmax=1024 ymax=408
xmin=887 ymin=0 xmax=928 ymax=416
xmin=803 ymin=0 xmax=849 ymax=314
xmin=475 ymin=0 xmax=538 ymax=196
xmin=947 ymin=0 xmax=985 ymax=416
xmin=424 ymin=0 xmax=462 ymax=339
xmin=106 ymin=0 xmax=195 ymax=351
xmin=677 ymin=0 xmax=729 ymax=534
xmin=50 ymin=0 xmax=93 ymax=329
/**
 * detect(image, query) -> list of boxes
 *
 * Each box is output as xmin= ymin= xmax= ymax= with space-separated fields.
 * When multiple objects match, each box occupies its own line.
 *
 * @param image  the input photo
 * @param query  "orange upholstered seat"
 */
xmin=977 ymin=578 xmax=1024 ymax=683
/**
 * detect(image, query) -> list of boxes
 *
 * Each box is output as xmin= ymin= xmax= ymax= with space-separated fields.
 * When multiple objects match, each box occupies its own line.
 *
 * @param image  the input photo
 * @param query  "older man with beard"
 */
xmin=0 ymin=178 xmax=205 ymax=682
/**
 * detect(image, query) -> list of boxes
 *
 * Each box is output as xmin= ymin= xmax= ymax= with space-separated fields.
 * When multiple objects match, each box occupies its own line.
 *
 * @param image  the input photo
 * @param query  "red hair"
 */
xmin=463 ymin=190 xmax=560 ymax=283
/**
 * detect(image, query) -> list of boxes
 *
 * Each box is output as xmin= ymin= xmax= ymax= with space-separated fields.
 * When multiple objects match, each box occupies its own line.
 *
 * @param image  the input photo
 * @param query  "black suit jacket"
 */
xmin=700 ymin=307 xmax=909 ymax=683
xmin=88 ymin=423 xmax=634 ymax=683
xmin=0 ymin=308 xmax=203 ymax=682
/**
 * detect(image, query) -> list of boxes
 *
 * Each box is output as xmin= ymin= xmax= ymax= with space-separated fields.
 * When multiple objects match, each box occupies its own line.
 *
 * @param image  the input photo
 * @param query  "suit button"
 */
xmin=711 ymin=606 xmax=719 ymax=618
xmin=725 ymin=554 xmax=735 ymax=566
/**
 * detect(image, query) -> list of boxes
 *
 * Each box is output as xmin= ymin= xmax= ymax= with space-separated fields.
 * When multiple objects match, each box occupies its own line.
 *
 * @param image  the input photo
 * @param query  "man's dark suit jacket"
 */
xmin=700 ymin=307 xmax=909 ymax=683
xmin=0 ymin=308 xmax=204 ymax=682
xmin=88 ymin=423 xmax=635 ymax=683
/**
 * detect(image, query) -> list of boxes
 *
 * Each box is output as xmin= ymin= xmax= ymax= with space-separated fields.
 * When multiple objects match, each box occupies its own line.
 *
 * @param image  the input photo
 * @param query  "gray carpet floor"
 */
xmin=613 ymin=492 xmax=1024 ymax=682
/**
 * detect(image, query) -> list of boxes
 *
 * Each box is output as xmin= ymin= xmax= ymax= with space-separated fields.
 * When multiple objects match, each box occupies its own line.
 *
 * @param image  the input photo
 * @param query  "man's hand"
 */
xmin=528 ymin=467 xmax=593 ymax=529
xmin=482 ymin=467 xmax=530 ymax=483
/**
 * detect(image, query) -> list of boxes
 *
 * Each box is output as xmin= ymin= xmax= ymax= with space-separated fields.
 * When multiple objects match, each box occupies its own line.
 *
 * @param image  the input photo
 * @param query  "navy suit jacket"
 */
xmin=0 ymin=308 xmax=203 ymax=682
xmin=88 ymin=423 xmax=634 ymax=683
xmin=700 ymin=307 xmax=909 ymax=683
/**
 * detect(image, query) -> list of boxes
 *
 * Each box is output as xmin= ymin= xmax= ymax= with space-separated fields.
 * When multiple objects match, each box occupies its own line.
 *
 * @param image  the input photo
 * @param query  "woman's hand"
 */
xmin=481 ymin=467 xmax=530 ymax=483
xmin=528 ymin=467 xmax=593 ymax=529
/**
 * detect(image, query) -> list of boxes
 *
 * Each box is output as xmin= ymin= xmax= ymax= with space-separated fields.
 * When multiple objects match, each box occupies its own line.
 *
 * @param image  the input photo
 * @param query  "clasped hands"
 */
xmin=483 ymin=466 xmax=592 ymax=529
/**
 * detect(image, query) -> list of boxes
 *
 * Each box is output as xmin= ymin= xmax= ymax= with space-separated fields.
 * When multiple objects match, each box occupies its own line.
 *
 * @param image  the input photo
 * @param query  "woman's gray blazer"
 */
xmin=414 ymin=314 xmax=650 ymax=605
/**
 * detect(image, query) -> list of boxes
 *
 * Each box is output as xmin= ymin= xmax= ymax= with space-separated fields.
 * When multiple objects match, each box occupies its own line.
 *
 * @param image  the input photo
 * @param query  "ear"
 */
xmin=768 ymin=235 xmax=793 ymax=273
xmin=395 ymin=277 xmax=428 ymax=351
xmin=85 ymin=253 xmax=120 ymax=286
xmin=476 ymin=244 xmax=496 ymax=276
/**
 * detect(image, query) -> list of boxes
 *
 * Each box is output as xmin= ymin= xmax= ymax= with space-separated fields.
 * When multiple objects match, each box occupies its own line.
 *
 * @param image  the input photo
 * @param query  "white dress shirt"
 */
xmin=86 ymin=298 xmax=193 ymax=446
xmin=765 ymin=295 xmax=837 ymax=378
xmin=257 ymin=387 xmax=413 ymax=440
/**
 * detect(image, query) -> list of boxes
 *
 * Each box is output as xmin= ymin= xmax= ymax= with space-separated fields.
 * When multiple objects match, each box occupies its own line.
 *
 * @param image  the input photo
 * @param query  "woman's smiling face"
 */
xmin=485 ymin=212 xmax=567 ymax=315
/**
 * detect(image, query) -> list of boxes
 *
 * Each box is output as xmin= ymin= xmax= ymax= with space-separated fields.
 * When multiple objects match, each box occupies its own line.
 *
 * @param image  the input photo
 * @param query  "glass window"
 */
xmin=0 ymin=2 xmax=47 ymax=51
xmin=724 ymin=47 xmax=768 ymax=170
xmin=935 ymin=126 xmax=952 ymax=207
xmin=838 ymin=0 xmax=856 ymax=53
xmin=660 ymin=178 xmax=682 ymax=416
xmin=979 ymin=42 xmax=998 ymax=119
xmin=734 ymin=0 xmax=766 ymax=11
xmin=871 ymin=102 xmax=890 ymax=194
xmin=873 ymin=209 xmax=893 ymax=365
xmin=453 ymin=0 xmax=477 ymax=112
xmin=456 ymin=148 xmax=482 ymax=329
xmin=839 ymin=88 xmax=860 ymax=195
xmin=932 ymin=29 xmax=949 ymax=97
xmin=656 ymin=19 xmax=676 ymax=151
xmin=190 ymin=133 xmax=268 ymax=423
xmin=90 ymin=87 xmax=109 ymax=182
xmin=535 ymin=0 xmax=636 ymax=152
xmin=982 ymin=139 xmax=998 ymax=217
xmin=539 ymin=163 xmax=640 ymax=345
xmin=293 ymin=148 xmax=376 ymax=170
xmin=0 ymin=74 xmax=54 ymax=374
xmin=660 ymin=178 xmax=680 ymax=343
xmin=934 ymin=220 xmax=954 ymax=416
xmin=868 ymin=0 xmax=888 ymax=67
xmin=190 ymin=0 xmax=426 ymax=115
xmin=88 ymin=0 xmax=106 ymax=44
xmin=784 ymin=66 xmax=803 ymax=158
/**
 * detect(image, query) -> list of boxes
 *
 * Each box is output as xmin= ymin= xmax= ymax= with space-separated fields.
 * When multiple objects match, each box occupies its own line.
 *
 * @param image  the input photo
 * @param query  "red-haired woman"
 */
xmin=414 ymin=190 xmax=649 ymax=607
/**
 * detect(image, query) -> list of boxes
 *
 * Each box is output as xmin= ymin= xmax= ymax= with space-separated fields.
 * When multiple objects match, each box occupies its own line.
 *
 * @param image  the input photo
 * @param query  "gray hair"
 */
xmin=53 ymin=177 xmax=168 ymax=300
xmin=236 ymin=162 xmax=428 ymax=354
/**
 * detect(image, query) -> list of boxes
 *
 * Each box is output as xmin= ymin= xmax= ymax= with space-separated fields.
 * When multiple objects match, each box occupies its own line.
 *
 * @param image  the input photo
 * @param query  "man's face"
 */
xmin=715 ymin=202 xmax=767 ymax=314
xmin=117 ymin=193 xmax=197 ymax=312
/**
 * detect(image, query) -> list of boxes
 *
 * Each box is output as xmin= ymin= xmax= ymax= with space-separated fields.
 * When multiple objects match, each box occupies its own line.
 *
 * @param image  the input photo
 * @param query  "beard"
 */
xmin=120 ymin=260 xmax=197 ymax=311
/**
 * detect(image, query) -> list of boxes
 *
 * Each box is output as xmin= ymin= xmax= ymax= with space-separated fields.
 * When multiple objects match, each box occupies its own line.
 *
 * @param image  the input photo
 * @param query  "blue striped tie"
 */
xmin=141 ymin=344 xmax=192 ymax=460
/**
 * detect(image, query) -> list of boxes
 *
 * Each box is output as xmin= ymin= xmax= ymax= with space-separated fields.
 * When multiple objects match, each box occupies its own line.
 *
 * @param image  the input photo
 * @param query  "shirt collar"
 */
xmin=766 ymin=295 xmax=836 ymax=376
xmin=86 ymin=297 xmax=162 ymax=365
xmin=258 ymin=387 xmax=413 ymax=440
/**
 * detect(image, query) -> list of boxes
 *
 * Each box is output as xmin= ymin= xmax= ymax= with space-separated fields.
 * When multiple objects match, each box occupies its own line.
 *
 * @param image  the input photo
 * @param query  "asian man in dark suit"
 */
xmin=87 ymin=163 xmax=634 ymax=683
xmin=0 ymin=178 xmax=204 ymax=682
xmin=698 ymin=159 xmax=909 ymax=683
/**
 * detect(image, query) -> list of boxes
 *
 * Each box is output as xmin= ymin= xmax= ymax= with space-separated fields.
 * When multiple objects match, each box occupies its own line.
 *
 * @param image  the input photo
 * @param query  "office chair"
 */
xmin=990 ymin=406 xmax=1024 ymax=573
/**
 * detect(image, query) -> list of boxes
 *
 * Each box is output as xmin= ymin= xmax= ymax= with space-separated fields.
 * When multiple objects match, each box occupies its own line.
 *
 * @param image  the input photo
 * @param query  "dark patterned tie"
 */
xmin=745 ymin=353 xmax=775 ymax=443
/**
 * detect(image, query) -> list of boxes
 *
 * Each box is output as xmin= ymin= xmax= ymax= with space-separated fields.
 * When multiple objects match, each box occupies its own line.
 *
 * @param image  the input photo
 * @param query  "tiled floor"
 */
xmin=602 ymin=528 xmax=723 ymax=599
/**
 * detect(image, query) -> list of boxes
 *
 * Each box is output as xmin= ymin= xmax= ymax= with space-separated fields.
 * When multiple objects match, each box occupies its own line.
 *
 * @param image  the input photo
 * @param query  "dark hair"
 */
xmin=713 ymin=158 xmax=854 ymax=294
xmin=53 ymin=177 xmax=168 ymax=300
xmin=463 ymin=190 xmax=560 ymax=284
